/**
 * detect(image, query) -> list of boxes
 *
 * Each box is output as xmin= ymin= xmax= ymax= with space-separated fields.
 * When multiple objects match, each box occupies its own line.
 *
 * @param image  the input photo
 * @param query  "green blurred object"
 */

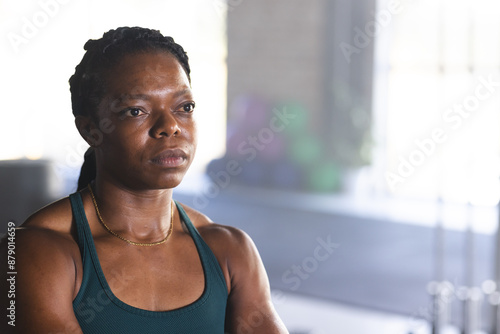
xmin=279 ymin=102 xmax=308 ymax=135
xmin=287 ymin=135 xmax=323 ymax=166
xmin=306 ymin=161 xmax=341 ymax=192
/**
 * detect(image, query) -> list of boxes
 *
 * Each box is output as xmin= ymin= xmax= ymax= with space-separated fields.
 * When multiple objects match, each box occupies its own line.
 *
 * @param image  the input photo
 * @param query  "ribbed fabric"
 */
xmin=69 ymin=192 xmax=228 ymax=333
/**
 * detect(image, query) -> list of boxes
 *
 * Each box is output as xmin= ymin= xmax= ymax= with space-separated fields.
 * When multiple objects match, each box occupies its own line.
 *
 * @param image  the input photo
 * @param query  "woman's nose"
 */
xmin=151 ymin=112 xmax=181 ymax=138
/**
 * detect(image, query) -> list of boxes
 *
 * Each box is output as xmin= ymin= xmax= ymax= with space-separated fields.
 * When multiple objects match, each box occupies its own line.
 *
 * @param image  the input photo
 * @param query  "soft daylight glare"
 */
xmin=25 ymin=150 xmax=44 ymax=161
xmin=378 ymin=0 xmax=500 ymax=206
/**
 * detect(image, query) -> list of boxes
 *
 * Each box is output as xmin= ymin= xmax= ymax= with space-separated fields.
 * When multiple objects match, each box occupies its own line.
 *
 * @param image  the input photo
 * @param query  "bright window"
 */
xmin=374 ymin=0 xmax=500 ymax=206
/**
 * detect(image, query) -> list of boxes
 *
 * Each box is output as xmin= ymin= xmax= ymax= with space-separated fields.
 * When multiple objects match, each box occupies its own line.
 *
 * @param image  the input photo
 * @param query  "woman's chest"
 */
xmin=94 ymin=236 xmax=205 ymax=311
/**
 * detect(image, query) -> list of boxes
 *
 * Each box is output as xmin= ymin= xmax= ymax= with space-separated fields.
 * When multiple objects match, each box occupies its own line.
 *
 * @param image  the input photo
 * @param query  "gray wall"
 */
xmin=227 ymin=0 xmax=376 ymax=169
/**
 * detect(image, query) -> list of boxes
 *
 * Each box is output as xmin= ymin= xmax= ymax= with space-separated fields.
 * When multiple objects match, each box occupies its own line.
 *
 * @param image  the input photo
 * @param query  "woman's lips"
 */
xmin=150 ymin=149 xmax=187 ymax=168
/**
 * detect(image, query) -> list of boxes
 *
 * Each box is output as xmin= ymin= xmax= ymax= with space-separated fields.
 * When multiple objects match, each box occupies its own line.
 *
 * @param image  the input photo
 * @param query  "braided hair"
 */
xmin=70 ymin=27 xmax=191 ymax=190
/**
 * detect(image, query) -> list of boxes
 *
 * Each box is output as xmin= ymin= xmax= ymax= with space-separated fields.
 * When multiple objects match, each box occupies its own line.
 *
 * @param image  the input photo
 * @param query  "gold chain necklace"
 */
xmin=87 ymin=184 xmax=174 ymax=246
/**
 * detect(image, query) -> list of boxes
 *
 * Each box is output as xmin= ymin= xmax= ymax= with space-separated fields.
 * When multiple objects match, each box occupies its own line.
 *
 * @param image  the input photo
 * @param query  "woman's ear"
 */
xmin=75 ymin=116 xmax=103 ymax=147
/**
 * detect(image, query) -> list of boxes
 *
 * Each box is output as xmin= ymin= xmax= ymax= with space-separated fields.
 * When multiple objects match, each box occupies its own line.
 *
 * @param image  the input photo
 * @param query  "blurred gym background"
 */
xmin=1 ymin=0 xmax=500 ymax=333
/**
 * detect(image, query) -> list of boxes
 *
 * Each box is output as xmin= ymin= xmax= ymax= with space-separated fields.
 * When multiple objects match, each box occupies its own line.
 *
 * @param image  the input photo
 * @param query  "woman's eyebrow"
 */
xmin=173 ymin=88 xmax=193 ymax=98
xmin=117 ymin=89 xmax=192 ymax=102
xmin=117 ymin=93 xmax=151 ymax=102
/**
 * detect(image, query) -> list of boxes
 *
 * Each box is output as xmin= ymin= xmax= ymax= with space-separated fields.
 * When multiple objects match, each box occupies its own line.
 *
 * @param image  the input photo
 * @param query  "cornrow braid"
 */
xmin=69 ymin=26 xmax=191 ymax=118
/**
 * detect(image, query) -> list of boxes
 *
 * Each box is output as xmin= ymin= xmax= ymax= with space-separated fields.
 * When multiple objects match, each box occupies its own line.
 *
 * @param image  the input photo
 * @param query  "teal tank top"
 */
xmin=69 ymin=192 xmax=228 ymax=333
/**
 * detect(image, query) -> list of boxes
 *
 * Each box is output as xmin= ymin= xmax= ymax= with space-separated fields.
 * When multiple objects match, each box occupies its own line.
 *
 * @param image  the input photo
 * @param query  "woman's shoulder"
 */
xmin=178 ymin=202 xmax=249 ymax=242
xmin=177 ymin=203 xmax=267 ymax=297
xmin=15 ymin=195 xmax=79 ymax=247
xmin=1 ymin=194 xmax=81 ymax=286
xmin=177 ymin=202 xmax=256 ymax=261
xmin=1 ymin=196 xmax=81 ymax=289
xmin=0 ymin=197 xmax=82 ymax=332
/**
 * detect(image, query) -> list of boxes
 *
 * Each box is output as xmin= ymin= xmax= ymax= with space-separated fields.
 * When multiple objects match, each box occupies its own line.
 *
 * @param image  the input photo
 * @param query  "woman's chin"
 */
xmin=149 ymin=173 xmax=187 ymax=190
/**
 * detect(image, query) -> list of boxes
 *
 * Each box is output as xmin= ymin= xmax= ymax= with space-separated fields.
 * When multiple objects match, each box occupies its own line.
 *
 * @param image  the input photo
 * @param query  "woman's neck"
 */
xmin=88 ymin=178 xmax=174 ymax=243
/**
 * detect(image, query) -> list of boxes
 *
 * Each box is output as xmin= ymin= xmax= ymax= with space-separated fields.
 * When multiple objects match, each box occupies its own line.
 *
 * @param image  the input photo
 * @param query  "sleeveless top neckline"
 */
xmin=69 ymin=192 xmax=228 ymax=333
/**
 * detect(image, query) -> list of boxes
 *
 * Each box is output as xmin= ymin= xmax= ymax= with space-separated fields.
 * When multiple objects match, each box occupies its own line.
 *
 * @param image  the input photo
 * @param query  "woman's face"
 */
xmin=92 ymin=51 xmax=197 ymax=190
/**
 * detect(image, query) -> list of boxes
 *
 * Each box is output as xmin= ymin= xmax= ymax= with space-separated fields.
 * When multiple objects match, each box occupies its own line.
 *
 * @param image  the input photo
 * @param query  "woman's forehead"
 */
xmin=104 ymin=52 xmax=190 ymax=94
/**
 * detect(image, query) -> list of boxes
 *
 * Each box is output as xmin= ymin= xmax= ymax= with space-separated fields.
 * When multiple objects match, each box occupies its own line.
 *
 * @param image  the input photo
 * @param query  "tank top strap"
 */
xmin=69 ymin=192 xmax=89 ymax=260
xmin=69 ymin=192 xmax=98 ymax=307
xmin=174 ymin=201 xmax=227 ymax=290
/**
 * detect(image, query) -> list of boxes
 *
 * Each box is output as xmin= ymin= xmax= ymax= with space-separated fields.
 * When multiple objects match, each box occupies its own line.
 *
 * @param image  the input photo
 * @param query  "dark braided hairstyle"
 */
xmin=70 ymin=27 xmax=191 ymax=190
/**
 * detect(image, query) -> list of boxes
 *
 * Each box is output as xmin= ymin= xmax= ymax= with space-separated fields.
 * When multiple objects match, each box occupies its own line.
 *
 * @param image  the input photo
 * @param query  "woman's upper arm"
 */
xmin=0 ymin=228 xmax=83 ymax=334
xmin=223 ymin=228 xmax=288 ymax=334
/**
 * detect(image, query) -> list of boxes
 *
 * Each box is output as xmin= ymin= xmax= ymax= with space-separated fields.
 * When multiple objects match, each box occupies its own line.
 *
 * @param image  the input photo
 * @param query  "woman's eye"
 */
xmin=122 ymin=108 xmax=144 ymax=117
xmin=181 ymin=103 xmax=195 ymax=113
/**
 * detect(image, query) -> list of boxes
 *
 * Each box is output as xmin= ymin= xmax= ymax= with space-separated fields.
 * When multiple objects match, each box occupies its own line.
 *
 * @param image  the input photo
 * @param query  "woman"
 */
xmin=1 ymin=27 xmax=288 ymax=333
